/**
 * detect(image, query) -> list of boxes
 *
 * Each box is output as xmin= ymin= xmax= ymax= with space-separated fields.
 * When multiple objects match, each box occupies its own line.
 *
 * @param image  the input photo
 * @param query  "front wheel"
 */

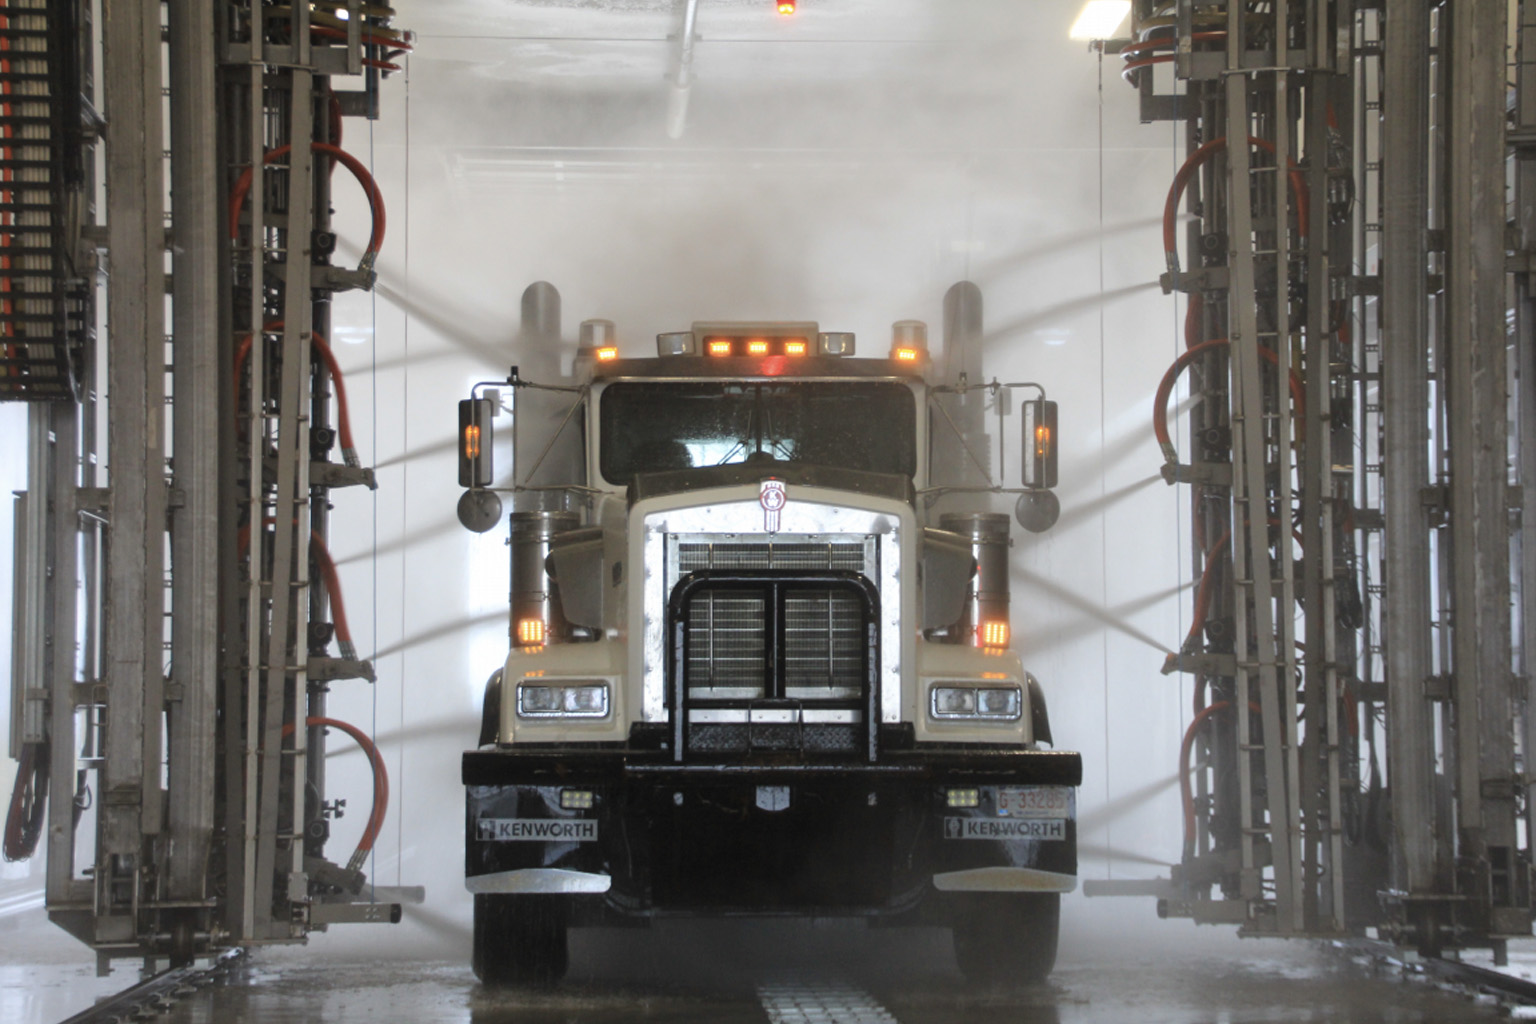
xmin=951 ymin=892 xmax=1060 ymax=986
xmin=472 ymin=894 xmax=569 ymax=987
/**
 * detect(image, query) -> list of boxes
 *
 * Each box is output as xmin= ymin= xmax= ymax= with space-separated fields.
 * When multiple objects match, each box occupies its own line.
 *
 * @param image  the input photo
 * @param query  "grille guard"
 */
xmin=667 ymin=569 xmax=881 ymax=764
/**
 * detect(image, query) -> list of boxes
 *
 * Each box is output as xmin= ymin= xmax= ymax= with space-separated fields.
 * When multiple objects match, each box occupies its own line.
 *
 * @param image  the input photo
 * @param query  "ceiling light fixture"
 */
xmin=1069 ymin=0 xmax=1130 ymax=40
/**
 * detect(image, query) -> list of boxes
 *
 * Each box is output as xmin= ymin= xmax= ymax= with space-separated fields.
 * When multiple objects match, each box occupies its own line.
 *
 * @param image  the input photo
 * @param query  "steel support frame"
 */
xmin=1380 ymin=0 xmax=1442 ymax=923
xmin=1445 ymin=0 xmax=1526 ymax=941
xmin=98 ymin=0 xmax=167 ymax=944
xmin=1519 ymin=0 xmax=1536 ymax=914
xmin=165 ymin=0 xmax=222 ymax=912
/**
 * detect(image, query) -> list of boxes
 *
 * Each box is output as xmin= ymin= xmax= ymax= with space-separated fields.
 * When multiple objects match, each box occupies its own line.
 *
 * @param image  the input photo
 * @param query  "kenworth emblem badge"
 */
xmin=759 ymin=478 xmax=787 ymax=533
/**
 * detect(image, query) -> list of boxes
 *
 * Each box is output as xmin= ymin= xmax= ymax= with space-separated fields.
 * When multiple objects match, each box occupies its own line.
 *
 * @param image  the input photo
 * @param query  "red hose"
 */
xmin=235 ymin=321 xmax=358 ymax=467
xmin=1121 ymin=53 xmax=1173 ymax=83
xmin=309 ymin=531 xmax=356 ymax=660
xmin=309 ymin=23 xmax=414 ymax=52
xmin=1163 ymin=136 xmax=1310 ymax=278
xmin=282 ymin=716 xmax=388 ymax=875
xmin=1118 ymin=30 xmax=1226 ymax=58
xmin=1153 ymin=338 xmax=1306 ymax=464
xmin=1180 ymin=701 xmax=1230 ymax=854
xmin=228 ymin=142 xmax=386 ymax=270
xmin=1182 ymin=530 xmax=1230 ymax=653
xmin=235 ymin=520 xmax=356 ymax=658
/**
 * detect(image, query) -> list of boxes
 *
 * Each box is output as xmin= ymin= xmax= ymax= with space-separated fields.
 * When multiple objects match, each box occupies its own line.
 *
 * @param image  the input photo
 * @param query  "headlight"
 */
xmin=516 ymin=681 xmax=610 ymax=718
xmin=930 ymin=684 xmax=1022 ymax=721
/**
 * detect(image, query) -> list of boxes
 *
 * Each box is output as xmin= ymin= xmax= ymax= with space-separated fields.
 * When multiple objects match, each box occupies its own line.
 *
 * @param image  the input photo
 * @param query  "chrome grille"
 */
xmin=784 ymin=590 xmax=863 ymax=699
xmin=676 ymin=540 xmax=868 ymax=573
xmin=671 ymin=535 xmax=876 ymax=704
xmin=686 ymin=591 xmax=766 ymax=698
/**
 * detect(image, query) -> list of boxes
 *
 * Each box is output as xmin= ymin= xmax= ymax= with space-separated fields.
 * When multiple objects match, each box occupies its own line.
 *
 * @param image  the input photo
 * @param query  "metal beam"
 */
xmin=1445 ymin=0 xmax=1517 ymax=896
xmin=1380 ymin=0 xmax=1438 ymax=900
xmin=100 ymin=0 xmax=167 ymax=941
xmin=165 ymin=0 xmax=222 ymax=907
xmin=1515 ymin=0 xmax=1536 ymax=897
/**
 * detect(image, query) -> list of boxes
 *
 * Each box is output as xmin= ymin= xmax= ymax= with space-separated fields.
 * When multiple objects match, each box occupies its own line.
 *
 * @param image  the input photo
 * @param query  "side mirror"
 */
xmin=1021 ymin=399 xmax=1057 ymax=489
xmin=457 ymin=397 xmax=503 ymax=533
xmin=458 ymin=398 xmax=494 ymax=487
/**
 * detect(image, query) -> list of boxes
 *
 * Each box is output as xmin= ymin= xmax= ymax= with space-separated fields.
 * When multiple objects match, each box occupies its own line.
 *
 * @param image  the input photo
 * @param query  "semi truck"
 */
xmin=457 ymin=283 xmax=1080 ymax=986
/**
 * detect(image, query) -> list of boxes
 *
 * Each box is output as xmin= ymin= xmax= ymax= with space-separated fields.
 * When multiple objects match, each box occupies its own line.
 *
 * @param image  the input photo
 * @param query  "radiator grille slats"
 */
xmin=686 ymin=592 xmax=766 ymax=698
xmin=783 ymin=590 xmax=862 ymax=700
xmin=673 ymin=537 xmax=875 ymax=704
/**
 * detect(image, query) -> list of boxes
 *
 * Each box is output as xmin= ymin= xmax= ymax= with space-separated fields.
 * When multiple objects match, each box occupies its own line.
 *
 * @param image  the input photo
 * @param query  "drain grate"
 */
xmin=757 ymin=979 xmax=900 ymax=1024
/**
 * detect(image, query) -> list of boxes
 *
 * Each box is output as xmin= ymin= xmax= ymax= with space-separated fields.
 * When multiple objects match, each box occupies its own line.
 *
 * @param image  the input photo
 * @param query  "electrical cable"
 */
xmin=228 ymin=142 xmax=386 ymax=273
xmin=3 ymin=743 xmax=46 ymax=861
xmin=235 ymin=322 xmax=360 ymax=467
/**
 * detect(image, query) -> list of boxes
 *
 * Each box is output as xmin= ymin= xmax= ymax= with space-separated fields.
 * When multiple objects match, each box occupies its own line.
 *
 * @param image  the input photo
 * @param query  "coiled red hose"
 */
xmin=1163 ymin=136 xmax=1310 ymax=279
xmin=282 ymin=716 xmax=388 ymax=875
xmin=228 ymin=142 xmax=385 ymax=270
xmin=1152 ymin=338 xmax=1306 ymax=465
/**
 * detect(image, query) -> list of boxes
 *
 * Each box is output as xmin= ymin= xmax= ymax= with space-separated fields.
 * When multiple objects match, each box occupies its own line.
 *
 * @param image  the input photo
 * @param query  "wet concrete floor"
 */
xmin=1 ymin=897 xmax=1518 ymax=1023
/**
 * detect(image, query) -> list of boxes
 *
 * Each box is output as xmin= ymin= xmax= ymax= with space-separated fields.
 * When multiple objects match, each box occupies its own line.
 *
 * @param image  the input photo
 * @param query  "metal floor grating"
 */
xmin=757 ymin=978 xmax=900 ymax=1024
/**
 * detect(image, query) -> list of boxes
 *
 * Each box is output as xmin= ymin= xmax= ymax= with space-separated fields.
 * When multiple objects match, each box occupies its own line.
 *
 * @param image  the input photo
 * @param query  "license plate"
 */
xmin=994 ymin=785 xmax=1072 ymax=818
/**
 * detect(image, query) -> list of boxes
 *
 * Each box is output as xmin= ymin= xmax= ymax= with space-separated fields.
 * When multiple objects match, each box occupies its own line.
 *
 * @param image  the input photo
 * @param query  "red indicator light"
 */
xmin=778 ymin=0 xmax=796 ymax=14
xmin=746 ymin=339 xmax=770 ymax=356
xmin=784 ymin=339 xmax=807 ymax=356
xmin=707 ymin=340 xmax=733 ymax=356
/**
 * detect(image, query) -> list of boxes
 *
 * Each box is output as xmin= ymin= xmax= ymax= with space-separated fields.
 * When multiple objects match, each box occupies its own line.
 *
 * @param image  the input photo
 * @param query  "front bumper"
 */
xmin=463 ymin=747 xmax=1080 ymax=920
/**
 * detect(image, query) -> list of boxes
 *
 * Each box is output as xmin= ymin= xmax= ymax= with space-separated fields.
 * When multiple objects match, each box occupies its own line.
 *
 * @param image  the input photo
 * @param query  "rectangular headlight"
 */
xmin=518 ymin=685 xmax=560 ymax=714
xmin=977 ymin=687 xmax=1021 ymax=718
xmin=933 ymin=686 xmax=978 ymax=717
xmin=931 ymin=684 xmax=1022 ymax=721
xmin=517 ymin=681 xmax=610 ymax=718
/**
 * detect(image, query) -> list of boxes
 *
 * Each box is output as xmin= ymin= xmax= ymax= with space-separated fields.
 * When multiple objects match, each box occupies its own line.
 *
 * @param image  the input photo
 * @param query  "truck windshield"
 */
xmin=599 ymin=380 xmax=916 ymax=484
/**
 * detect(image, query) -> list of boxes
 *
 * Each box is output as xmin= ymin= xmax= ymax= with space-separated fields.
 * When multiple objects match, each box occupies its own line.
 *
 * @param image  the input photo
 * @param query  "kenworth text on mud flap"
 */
xmin=455 ymin=282 xmax=1080 ymax=987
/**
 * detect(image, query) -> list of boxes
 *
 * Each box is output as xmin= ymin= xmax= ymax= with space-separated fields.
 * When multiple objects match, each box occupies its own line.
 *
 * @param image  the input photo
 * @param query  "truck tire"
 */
xmin=951 ymin=892 xmax=1059 ymax=986
xmin=472 ymin=894 xmax=569 ymax=987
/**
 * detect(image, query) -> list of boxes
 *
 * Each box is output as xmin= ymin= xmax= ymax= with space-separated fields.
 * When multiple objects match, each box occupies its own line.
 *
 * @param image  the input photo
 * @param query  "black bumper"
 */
xmin=463 ymin=747 xmax=1080 ymax=920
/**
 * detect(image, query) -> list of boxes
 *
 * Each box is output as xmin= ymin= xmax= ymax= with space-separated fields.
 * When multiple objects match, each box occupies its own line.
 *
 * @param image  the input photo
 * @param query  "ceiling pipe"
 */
xmin=666 ymin=0 xmax=701 ymax=139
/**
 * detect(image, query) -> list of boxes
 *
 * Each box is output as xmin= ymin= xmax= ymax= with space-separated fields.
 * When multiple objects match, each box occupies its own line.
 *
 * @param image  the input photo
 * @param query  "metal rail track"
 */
xmin=1338 ymin=937 xmax=1536 ymax=1010
xmin=56 ymin=948 xmax=246 ymax=1024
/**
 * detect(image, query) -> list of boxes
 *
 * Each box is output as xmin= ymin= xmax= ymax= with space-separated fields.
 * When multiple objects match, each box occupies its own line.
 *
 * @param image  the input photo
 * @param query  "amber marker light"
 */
xmin=981 ymin=621 xmax=1010 ymax=647
xmin=893 ymin=347 xmax=921 ymax=362
xmin=517 ymin=618 xmax=546 ymax=646
xmin=595 ymin=346 xmax=619 ymax=362
xmin=747 ymin=339 xmax=770 ymax=356
xmin=1035 ymin=423 xmax=1052 ymax=457
xmin=463 ymin=423 xmax=481 ymax=460
xmin=707 ymin=339 xmax=733 ymax=356
xmin=778 ymin=0 xmax=797 ymax=14
xmin=784 ymin=339 xmax=807 ymax=356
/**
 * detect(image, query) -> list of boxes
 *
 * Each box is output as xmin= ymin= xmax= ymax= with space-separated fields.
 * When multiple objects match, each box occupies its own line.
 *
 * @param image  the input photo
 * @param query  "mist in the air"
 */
xmin=0 ymin=0 xmax=1200 ymax=966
